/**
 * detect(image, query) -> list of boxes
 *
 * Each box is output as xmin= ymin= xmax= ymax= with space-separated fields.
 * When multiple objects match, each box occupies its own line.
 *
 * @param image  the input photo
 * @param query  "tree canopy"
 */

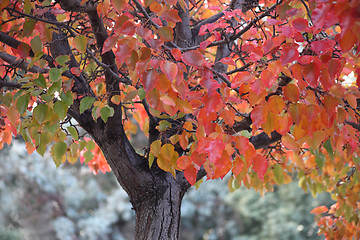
xmin=0 ymin=0 xmax=360 ymax=238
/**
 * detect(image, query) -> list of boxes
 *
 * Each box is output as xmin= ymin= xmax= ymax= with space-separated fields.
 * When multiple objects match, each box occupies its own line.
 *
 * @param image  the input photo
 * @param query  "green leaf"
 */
xmin=83 ymin=150 xmax=93 ymax=164
xmin=16 ymin=93 xmax=30 ymax=115
xmin=138 ymin=88 xmax=146 ymax=100
xmin=315 ymin=150 xmax=326 ymax=171
xmin=48 ymin=80 xmax=62 ymax=95
xmin=148 ymin=152 xmax=155 ymax=168
xmin=30 ymin=36 xmax=43 ymax=53
xmin=323 ymin=139 xmax=334 ymax=159
xmin=67 ymin=126 xmax=78 ymax=140
xmin=33 ymin=104 xmax=50 ymax=123
xmin=52 ymin=141 xmax=67 ymax=167
xmin=273 ymin=164 xmax=284 ymax=185
xmin=60 ymin=91 xmax=74 ymax=106
xmin=23 ymin=19 xmax=35 ymax=36
xmin=74 ymin=35 xmax=87 ymax=53
xmin=37 ymin=131 xmax=52 ymax=156
xmin=49 ymin=68 xmax=62 ymax=82
xmin=86 ymin=140 xmax=96 ymax=150
xmin=80 ymin=97 xmax=95 ymax=114
xmin=157 ymin=120 xmax=171 ymax=131
xmin=53 ymin=101 xmax=68 ymax=120
xmin=33 ymin=74 xmax=47 ymax=88
xmin=100 ymin=105 xmax=114 ymax=123
xmin=79 ymin=140 xmax=87 ymax=151
xmin=56 ymin=55 xmax=70 ymax=65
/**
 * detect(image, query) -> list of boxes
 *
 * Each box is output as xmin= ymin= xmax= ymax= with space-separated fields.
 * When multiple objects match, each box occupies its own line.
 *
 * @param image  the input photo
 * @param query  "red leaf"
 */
xmin=311 ymin=39 xmax=335 ymax=55
xmin=136 ymin=26 xmax=152 ymax=41
xmin=141 ymin=70 xmax=159 ymax=92
xmin=171 ymin=48 xmax=181 ymax=61
xmin=251 ymin=105 xmax=268 ymax=129
xmin=200 ymin=40 xmax=211 ymax=50
xmin=231 ymin=71 xmax=254 ymax=88
xmin=303 ymin=61 xmax=320 ymax=87
xmin=16 ymin=43 xmax=31 ymax=59
xmin=292 ymin=18 xmax=308 ymax=31
xmin=220 ymin=57 xmax=236 ymax=66
xmin=280 ymin=43 xmax=299 ymax=65
xmin=115 ymin=42 xmax=132 ymax=64
xmin=253 ymin=154 xmax=268 ymax=181
xmin=356 ymin=68 xmax=360 ymax=88
xmin=118 ymin=21 xmax=135 ymax=36
xmin=160 ymin=61 xmax=178 ymax=81
xmin=184 ymin=165 xmax=197 ymax=185
xmin=181 ymin=50 xmax=204 ymax=68
xmin=102 ymin=35 xmax=119 ymax=54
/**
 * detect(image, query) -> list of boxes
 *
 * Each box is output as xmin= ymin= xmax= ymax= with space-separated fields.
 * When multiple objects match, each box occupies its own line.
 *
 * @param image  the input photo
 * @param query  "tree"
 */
xmin=0 ymin=0 xmax=359 ymax=238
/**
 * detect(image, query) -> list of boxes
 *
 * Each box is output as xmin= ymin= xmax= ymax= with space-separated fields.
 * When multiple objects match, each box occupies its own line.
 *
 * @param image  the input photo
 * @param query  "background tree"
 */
xmin=0 ymin=0 xmax=359 ymax=239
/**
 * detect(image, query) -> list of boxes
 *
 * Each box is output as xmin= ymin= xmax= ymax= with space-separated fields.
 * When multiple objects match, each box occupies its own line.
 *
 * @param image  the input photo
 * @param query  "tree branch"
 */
xmin=250 ymin=131 xmax=282 ymax=149
xmin=86 ymin=48 xmax=131 ymax=85
xmin=0 ymin=80 xmax=21 ymax=89
xmin=0 ymin=52 xmax=48 ymax=74
xmin=0 ymin=31 xmax=34 ymax=57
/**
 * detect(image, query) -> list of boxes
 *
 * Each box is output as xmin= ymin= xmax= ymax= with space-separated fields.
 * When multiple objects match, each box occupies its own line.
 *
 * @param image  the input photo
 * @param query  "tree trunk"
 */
xmin=133 ymin=176 xmax=185 ymax=240
xmin=80 ymin=123 xmax=189 ymax=240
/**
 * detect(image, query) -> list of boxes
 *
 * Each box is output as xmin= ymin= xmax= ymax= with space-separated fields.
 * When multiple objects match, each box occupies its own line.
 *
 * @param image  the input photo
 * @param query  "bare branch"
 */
xmin=4 ymin=7 xmax=76 ymax=37
xmin=225 ymin=62 xmax=251 ymax=75
xmin=0 ymin=52 xmax=48 ymax=74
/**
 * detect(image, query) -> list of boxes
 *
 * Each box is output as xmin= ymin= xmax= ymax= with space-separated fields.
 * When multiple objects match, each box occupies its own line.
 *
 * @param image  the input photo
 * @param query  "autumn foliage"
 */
xmin=1 ymin=0 xmax=360 ymax=238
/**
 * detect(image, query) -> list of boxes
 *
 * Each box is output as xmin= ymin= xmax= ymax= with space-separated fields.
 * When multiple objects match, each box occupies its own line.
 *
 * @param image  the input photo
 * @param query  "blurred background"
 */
xmin=0 ymin=140 xmax=332 ymax=240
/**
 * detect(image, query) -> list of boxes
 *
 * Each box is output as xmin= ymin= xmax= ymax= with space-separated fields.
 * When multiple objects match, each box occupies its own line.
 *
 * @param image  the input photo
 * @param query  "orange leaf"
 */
xmin=162 ymin=9 xmax=181 ymax=23
xmin=283 ymin=84 xmax=299 ymax=102
xmin=340 ymin=30 xmax=356 ymax=52
xmin=232 ymin=156 xmax=245 ymax=177
xmin=177 ymin=155 xmax=191 ymax=169
xmin=268 ymin=95 xmax=285 ymax=114
xmin=157 ymin=74 xmax=171 ymax=92
xmin=159 ymin=93 xmax=176 ymax=106
xmin=112 ymin=0 xmax=126 ymax=13
xmin=159 ymin=26 xmax=173 ymax=41
xmin=310 ymin=206 xmax=328 ymax=215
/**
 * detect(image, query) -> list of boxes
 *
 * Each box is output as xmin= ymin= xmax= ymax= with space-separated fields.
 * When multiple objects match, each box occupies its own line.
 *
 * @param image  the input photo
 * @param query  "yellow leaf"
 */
xmin=150 ymin=140 xmax=161 ymax=157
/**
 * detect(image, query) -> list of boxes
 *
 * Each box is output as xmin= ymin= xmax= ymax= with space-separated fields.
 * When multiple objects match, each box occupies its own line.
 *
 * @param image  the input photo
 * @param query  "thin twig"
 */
xmin=86 ymin=48 xmax=131 ymax=85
